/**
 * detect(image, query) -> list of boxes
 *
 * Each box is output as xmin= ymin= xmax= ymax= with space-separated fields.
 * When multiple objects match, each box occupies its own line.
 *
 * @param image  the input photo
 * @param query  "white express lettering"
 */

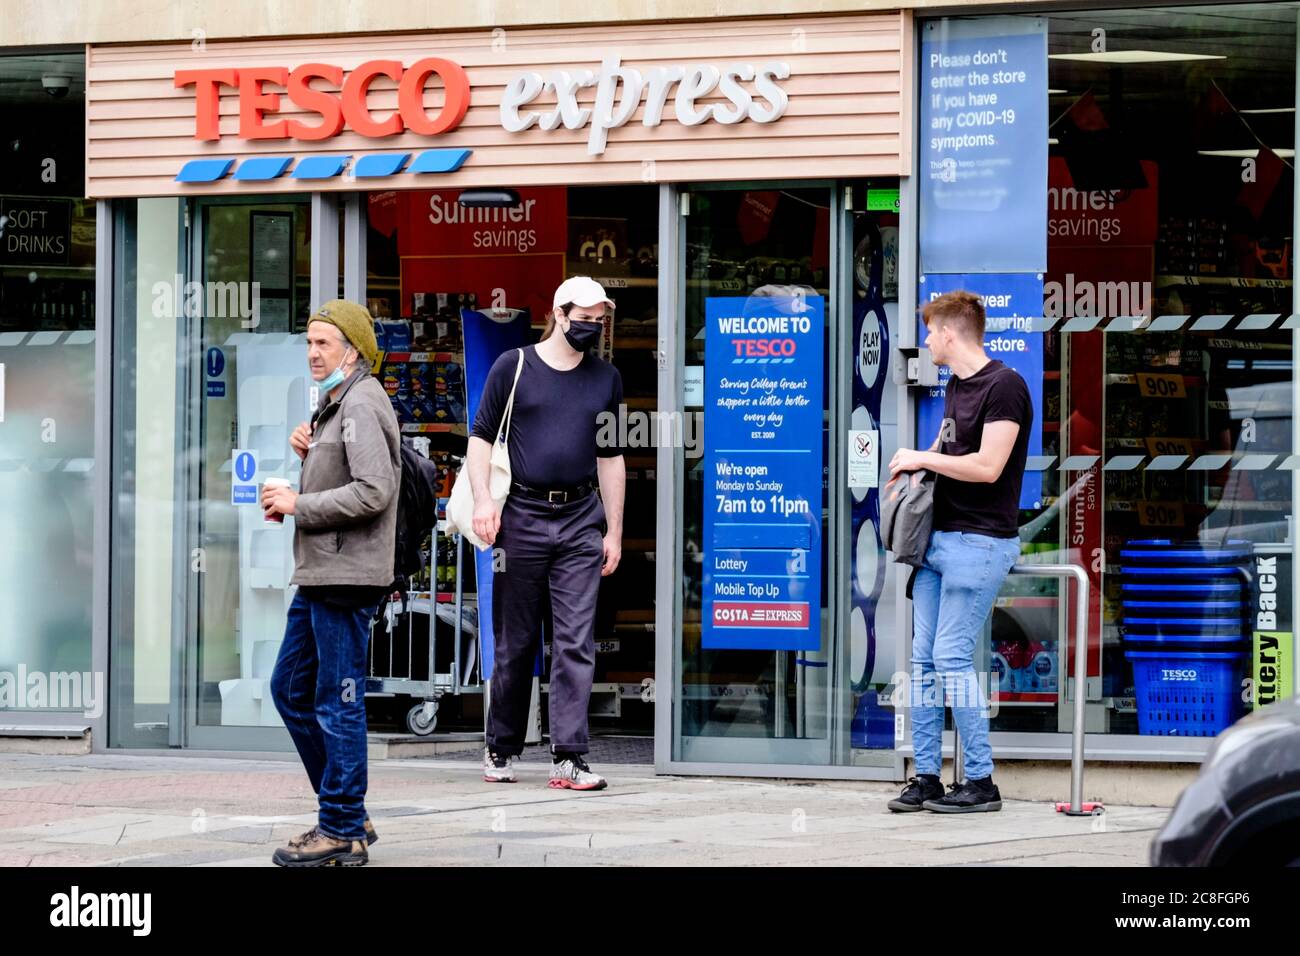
xmin=500 ymin=57 xmax=790 ymax=154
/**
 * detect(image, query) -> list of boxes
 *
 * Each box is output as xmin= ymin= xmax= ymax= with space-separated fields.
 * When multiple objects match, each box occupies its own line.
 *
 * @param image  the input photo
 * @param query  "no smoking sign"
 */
xmin=848 ymin=429 xmax=879 ymax=489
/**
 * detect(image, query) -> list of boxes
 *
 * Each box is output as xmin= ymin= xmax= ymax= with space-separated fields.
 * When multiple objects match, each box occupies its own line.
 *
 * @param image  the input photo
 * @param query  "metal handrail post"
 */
xmin=453 ymin=530 xmax=464 ymax=693
xmin=1007 ymin=562 xmax=1094 ymax=815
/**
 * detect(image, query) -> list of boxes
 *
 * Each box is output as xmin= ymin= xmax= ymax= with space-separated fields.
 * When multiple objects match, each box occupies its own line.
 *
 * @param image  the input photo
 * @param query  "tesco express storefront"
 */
xmin=79 ymin=13 xmax=927 ymax=781
xmin=18 ymin=3 xmax=1287 ymax=783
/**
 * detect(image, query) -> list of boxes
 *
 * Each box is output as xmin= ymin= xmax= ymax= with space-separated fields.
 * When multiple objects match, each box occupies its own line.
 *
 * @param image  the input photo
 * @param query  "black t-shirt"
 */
xmin=470 ymin=344 xmax=624 ymax=487
xmin=932 ymin=359 xmax=1032 ymax=539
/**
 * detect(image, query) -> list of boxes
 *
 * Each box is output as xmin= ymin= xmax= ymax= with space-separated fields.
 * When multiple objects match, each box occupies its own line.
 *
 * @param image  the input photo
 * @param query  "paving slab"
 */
xmin=0 ymin=751 xmax=1160 ymax=867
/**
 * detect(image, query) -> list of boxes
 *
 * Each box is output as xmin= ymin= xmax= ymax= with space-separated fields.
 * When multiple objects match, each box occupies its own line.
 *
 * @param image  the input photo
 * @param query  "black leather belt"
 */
xmin=510 ymin=479 xmax=594 ymax=504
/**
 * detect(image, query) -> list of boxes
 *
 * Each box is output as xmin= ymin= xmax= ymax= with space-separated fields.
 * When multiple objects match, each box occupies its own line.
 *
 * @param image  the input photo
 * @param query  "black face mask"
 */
xmin=563 ymin=319 xmax=603 ymax=353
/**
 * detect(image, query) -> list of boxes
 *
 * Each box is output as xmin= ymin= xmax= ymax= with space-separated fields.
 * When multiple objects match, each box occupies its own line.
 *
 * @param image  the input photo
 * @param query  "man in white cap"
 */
xmin=467 ymin=276 xmax=626 ymax=790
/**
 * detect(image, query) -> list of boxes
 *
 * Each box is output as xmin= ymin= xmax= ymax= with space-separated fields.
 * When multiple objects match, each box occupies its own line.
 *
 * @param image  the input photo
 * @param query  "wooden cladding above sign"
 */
xmin=86 ymin=13 xmax=910 ymax=197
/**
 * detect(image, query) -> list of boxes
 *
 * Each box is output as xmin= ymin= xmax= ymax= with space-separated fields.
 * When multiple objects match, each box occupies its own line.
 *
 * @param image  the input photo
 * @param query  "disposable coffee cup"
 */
xmin=263 ymin=477 xmax=291 ymax=525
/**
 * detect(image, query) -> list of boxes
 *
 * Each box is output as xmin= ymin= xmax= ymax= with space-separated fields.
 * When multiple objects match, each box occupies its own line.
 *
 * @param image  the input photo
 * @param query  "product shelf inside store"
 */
xmin=1155 ymin=274 xmax=1292 ymax=289
xmin=994 ymin=596 xmax=1059 ymax=609
xmin=994 ymin=694 xmax=1057 ymax=707
xmin=1201 ymin=338 xmax=1292 ymax=353
xmin=1108 ymin=497 xmax=1199 ymax=508
xmin=597 ymin=276 xmax=658 ymax=289
xmin=1201 ymin=500 xmax=1290 ymax=512
xmin=395 ymin=593 xmax=476 ymax=616
xmin=1108 ymin=437 xmax=1149 ymax=450
xmin=379 ymin=351 xmax=463 ymax=363
xmin=1104 ymin=372 xmax=1204 ymax=387
xmin=406 ymin=590 xmax=472 ymax=604
xmin=400 ymin=423 xmax=468 ymax=435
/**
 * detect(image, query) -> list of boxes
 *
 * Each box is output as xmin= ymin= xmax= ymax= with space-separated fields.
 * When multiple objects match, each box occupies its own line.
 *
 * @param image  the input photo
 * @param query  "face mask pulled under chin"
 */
xmin=563 ymin=319 xmax=603 ymax=353
xmin=317 ymin=348 xmax=355 ymax=391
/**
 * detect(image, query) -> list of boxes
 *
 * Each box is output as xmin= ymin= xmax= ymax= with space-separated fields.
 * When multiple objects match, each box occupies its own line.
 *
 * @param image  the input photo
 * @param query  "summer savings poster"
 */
xmin=367 ymin=186 xmax=567 ymax=320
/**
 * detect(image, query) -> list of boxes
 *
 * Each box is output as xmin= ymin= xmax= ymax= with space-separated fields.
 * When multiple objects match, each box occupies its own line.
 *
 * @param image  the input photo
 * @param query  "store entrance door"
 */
xmin=362 ymin=185 xmax=661 ymax=740
xmin=660 ymin=181 xmax=906 ymax=775
xmin=180 ymin=196 xmax=314 ymax=750
xmin=667 ymin=183 xmax=840 ymax=767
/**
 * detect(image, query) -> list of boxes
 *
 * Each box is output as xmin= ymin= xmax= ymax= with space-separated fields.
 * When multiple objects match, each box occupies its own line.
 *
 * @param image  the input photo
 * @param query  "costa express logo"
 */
xmin=172 ymin=59 xmax=473 ymax=183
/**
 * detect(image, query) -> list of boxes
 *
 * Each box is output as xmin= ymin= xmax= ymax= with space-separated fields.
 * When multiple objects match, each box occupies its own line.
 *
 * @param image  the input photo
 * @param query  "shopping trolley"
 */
xmin=365 ymin=513 xmax=483 ymax=735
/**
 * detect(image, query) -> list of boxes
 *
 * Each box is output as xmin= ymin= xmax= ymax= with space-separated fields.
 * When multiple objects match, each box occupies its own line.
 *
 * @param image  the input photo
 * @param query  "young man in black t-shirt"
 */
xmin=886 ymin=291 xmax=1031 ymax=813
xmin=466 ymin=277 xmax=626 ymax=791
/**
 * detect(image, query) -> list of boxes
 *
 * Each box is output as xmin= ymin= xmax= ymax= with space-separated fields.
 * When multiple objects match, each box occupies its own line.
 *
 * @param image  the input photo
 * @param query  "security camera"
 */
xmin=42 ymin=74 xmax=71 ymax=98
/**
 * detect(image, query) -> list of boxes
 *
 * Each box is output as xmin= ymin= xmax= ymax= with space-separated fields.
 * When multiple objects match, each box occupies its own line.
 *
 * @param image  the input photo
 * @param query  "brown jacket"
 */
xmin=291 ymin=368 xmax=400 ymax=587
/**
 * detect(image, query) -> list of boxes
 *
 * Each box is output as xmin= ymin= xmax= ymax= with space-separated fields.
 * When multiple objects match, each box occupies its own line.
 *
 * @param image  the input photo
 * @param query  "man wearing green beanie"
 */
xmin=264 ymin=299 xmax=400 ymax=867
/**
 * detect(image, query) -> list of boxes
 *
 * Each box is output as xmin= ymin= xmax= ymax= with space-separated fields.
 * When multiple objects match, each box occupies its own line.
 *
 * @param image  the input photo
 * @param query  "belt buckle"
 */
xmin=547 ymin=489 xmax=566 ymax=504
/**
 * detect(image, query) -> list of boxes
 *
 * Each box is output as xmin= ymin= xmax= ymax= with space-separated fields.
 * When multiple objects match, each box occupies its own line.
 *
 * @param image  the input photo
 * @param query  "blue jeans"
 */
xmin=270 ymin=590 xmax=375 ymax=842
xmin=910 ymin=529 xmax=1019 ymax=781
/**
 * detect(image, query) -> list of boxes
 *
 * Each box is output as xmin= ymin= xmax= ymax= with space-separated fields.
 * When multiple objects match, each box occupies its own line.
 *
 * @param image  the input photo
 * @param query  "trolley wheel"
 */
xmin=406 ymin=701 xmax=438 ymax=736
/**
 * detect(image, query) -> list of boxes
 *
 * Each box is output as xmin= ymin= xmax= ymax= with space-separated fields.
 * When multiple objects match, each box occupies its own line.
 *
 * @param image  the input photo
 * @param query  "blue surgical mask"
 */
xmin=318 ymin=347 xmax=355 ymax=392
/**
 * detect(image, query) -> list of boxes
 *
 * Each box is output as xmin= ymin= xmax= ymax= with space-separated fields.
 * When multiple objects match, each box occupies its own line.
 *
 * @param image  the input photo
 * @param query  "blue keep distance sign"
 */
xmin=919 ymin=17 xmax=1047 ymax=274
xmin=232 ymin=448 xmax=258 ymax=506
xmin=703 ymin=295 xmax=824 ymax=652
xmin=916 ymin=273 xmax=1043 ymax=510
xmin=206 ymin=347 xmax=227 ymax=398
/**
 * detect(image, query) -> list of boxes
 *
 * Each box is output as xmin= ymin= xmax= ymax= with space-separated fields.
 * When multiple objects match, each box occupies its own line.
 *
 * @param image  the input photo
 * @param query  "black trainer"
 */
xmin=887 ymin=774 xmax=945 ymax=812
xmin=922 ymin=776 xmax=1002 ymax=813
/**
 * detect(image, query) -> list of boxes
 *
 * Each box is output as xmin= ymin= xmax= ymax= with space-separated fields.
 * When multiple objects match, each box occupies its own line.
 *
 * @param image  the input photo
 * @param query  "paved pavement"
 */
xmin=0 ymin=748 xmax=1163 ymax=866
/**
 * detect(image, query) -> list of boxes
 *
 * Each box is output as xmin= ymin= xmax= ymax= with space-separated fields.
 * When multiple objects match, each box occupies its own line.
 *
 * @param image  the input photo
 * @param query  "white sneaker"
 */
xmin=483 ymin=746 xmax=517 ymax=783
xmin=549 ymin=754 xmax=607 ymax=791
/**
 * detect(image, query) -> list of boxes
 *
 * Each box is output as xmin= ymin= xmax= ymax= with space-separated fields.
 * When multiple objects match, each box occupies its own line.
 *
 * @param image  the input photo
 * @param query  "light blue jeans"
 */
xmin=910 ymin=529 xmax=1020 ymax=781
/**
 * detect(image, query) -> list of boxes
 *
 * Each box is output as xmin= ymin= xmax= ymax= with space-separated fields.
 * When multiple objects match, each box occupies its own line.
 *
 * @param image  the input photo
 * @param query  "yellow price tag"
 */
xmin=1137 ymin=373 xmax=1186 ymax=399
xmin=1144 ymin=437 xmax=1194 ymax=457
xmin=1138 ymin=501 xmax=1185 ymax=527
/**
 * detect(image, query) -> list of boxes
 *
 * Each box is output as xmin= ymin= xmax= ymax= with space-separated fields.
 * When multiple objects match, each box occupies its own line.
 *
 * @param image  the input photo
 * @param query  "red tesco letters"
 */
xmin=174 ymin=58 xmax=471 ymax=142
xmin=732 ymin=338 xmax=796 ymax=357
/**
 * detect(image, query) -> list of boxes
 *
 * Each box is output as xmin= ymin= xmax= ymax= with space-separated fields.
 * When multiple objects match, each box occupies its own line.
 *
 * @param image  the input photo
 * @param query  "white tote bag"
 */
xmin=445 ymin=348 xmax=525 ymax=550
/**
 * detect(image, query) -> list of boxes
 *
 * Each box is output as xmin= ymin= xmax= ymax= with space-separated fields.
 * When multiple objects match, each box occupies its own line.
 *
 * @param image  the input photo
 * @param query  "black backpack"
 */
xmin=392 ymin=438 xmax=443 ymax=590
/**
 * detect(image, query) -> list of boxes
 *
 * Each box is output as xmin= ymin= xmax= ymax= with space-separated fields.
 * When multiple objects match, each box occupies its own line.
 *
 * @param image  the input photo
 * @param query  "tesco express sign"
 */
xmin=175 ymin=56 xmax=790 ymax=157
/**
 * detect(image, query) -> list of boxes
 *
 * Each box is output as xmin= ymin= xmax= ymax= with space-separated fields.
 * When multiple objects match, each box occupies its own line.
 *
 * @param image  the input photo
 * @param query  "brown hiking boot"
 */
xmin=287 ymin=817 xmax=378 ymax=848
xmin=272 ymin=829 xmax=368 ymax=867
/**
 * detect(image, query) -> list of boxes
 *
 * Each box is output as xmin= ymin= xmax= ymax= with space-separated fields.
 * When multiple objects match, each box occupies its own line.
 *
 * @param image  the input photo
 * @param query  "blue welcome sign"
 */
xmin=702 ymin=294 xmax=824 ymax=651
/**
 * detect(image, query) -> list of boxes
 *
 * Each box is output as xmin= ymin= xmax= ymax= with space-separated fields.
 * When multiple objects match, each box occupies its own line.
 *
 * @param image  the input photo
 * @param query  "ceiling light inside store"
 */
xmin=1197 ymin=148 xmax=1295 ymax=158
xmin=1048 ymin=88 xmax=1069 ymax=94
xmin=1240 ymin=107 xmax=1296 ymax=114
xmin=1049 ymin=51 xmax=1226 ymax=64
xmin=1048 ymin=138 xmax=1060 ymax=145
xmin=457 ymin=188 xmax=522 ymax=208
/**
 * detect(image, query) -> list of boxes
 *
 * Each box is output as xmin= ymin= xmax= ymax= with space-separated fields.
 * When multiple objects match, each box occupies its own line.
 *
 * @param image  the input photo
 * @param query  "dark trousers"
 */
xmin=488 ymin=491 xmax=605 ymax=757
xmin=270 ymin=591 xmax=374 ymax=841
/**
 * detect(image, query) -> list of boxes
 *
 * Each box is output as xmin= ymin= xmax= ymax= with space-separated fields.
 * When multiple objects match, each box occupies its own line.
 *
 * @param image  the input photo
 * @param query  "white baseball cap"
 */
xmin=553 ymin=276 xmax=615 ymax=311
